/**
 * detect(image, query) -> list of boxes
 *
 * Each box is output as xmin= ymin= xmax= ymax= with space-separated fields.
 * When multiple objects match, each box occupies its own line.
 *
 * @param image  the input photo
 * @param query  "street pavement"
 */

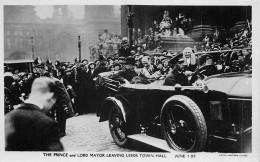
xmin=60 ymin=113 xmax=162 ymax=152
xmin=60 ymin=113 xmax=234 ymax=152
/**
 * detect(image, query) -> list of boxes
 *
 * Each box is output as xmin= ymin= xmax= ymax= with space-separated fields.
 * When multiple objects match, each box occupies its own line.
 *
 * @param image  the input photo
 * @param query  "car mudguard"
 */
xmin=236 ymin=127 xmax=252 ymax=153
xmin=100 ymin=96 xmax=140 ymax=135
xmin=100 ymin=96 xmax=128 ymax=122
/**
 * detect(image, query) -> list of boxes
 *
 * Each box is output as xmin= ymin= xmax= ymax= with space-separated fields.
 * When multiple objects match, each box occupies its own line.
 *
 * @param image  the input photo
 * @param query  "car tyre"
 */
xmin=161 ymin=95 xmax=207 ymax=152
xmin=108 ymin=105 xmax=129 ymax=147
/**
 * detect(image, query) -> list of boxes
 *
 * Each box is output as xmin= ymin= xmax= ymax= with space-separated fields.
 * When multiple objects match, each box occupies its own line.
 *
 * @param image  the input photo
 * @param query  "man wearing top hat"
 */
xmin=164 ymin=54 xmax=188 ymax=86
xmin=93 ymin=55 xmax=109 ymax=79
xmin=109 ymin=56 xmax=138 ymax=84
xmin=119 ymin=37 xmax=131 ymax=58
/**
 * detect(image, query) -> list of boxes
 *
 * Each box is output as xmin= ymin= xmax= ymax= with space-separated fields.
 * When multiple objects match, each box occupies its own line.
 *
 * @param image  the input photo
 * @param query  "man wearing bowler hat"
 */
xmin=109 ymin=56 xmax=137 ymax=84
xmin=164 ymin=54 xmax=188 ymax=86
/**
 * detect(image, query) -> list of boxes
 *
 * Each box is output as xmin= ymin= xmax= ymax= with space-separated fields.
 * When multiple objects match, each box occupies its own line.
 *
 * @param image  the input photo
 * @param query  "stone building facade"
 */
xmin=4 ymin=5 xmax=121 ymax=62
xmin=121 ymin=6 xmax=251 ymax=43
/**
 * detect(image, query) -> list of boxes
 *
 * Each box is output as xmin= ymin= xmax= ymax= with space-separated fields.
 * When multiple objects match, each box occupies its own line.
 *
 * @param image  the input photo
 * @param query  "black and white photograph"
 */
xmin=2 ymin=0 xmax=260 ymax=162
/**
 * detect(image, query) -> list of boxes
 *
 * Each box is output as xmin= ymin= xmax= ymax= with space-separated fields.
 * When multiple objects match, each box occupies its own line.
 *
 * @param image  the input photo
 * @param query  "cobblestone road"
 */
xmin=60 ymin=114 xmax=162 ymax=152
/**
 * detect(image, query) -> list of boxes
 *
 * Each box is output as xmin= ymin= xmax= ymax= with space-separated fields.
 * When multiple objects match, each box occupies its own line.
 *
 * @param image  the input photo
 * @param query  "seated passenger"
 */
xmin=164 ymin=54 xmax=189 ymax=86
xmin=200 ymin=54 xmax=219 ymax=76
xmin=140 ymin=56 xmax=161 ymax=80
xmin=160 ymin=57 xmax=170 ymax=76
xmin=242 ymin=49 xmax=252 ymax=70
xmin=109 ymin=57 xmax=137 ymax=84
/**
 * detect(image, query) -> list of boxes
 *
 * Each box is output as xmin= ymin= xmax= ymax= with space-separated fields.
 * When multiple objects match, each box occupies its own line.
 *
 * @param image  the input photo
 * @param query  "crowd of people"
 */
xmin=4 ymin=21 xmax=252 ymax=151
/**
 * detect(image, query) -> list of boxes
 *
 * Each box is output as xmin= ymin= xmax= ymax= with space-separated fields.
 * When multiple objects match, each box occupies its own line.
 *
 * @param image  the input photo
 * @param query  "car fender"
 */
xmin=162 ymin=95 xmax=187 ymax=109
xmin=100 ymin=96 xmax=128 ymax=122
xmin=242 ymin=127 xmax=252 ymax=136
xmin=236 ymin=127 xmax=252 ymax=153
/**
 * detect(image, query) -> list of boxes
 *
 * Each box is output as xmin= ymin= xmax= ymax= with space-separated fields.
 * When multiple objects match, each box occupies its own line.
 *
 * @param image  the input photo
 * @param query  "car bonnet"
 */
xmin=205 ymin=72 xmax=252 ymax=99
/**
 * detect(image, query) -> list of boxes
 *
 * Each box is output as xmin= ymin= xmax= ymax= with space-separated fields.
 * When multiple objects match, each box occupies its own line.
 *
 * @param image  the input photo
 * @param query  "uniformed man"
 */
xmin=164 ymin=54 xmax=188 ymax=86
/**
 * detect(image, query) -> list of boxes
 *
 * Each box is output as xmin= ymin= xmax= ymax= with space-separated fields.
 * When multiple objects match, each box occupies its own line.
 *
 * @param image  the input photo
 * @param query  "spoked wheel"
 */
xmin=161 ymin=95 xmax=207 ymax=152
xmin=109 ymin=105 xmax=129 ymax=147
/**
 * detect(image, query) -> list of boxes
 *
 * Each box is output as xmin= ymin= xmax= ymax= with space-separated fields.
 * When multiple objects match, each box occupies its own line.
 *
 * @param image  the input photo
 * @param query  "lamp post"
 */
xmin=30 ymin=36 xmax=34 ymax=59
xmin=78 ymin=36 xmax=81 ymax=62
xmin=127 ymin=5 xmax=134 ymax=49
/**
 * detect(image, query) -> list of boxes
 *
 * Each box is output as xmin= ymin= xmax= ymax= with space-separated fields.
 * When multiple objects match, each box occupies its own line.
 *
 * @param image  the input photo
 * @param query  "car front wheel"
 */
xmin=108 ymin=105 xmax=129 ymax=147
xmin=161 ymin=95 xmax=207 ymax=152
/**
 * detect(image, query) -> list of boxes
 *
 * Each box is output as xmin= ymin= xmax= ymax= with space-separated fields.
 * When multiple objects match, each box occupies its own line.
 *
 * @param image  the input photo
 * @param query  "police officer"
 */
xmin=164 ymin=54 xmax=188 ymax=86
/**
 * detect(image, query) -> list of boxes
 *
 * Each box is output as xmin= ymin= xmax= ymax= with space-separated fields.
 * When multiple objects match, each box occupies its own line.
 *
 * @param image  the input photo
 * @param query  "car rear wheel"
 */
xmin=109 ymin=105 xmax=129 ymax=147
xmin=161 ymin=95 xmax=207 ymax=152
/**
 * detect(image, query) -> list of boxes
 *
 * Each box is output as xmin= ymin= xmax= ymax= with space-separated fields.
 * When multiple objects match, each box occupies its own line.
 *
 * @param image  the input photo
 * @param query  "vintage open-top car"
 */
xmin=96 ymin=49 xmax=252 ymax=153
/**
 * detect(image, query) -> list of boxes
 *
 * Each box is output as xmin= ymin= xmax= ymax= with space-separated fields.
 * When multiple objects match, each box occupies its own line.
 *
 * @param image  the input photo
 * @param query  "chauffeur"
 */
xmin=164 ymin=54 xmax=188 ymax=86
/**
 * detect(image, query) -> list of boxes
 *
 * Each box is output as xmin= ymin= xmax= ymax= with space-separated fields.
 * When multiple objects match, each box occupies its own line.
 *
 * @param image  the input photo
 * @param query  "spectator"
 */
xmin=42 ymin=71 xmax=74 ymax=137
xmin=75 ymin=64 xmax=89 ymax=115
xmin=93 ymin=55 xmax=109 ymax=78
xmin=86 ymin=62 xmax=97 ymax=113
xmin=4 ymin=75 xmax=22 ymax=114
xmin=113 ymin=63 xmax=122 ymax=71
xmin=118 ymin=39 xmax=131 ymax=57
xmin=5 ymin=77 xmax=64 ymax=151
xmin=82 ymin=59 xmax=88 ymax=66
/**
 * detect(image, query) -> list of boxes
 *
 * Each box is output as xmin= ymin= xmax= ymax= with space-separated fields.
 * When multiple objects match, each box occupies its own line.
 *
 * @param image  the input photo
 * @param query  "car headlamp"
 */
xmin=202 ymin=84 xmax=209 ymax=93
xmin=194 ymin=79 xmax=209 ymax=93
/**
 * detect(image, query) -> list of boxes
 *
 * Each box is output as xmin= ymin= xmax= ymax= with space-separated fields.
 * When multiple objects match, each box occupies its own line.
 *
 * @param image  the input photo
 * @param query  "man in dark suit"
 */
xmin=164 ymin=54 xmax=189 ymax=86
xmin=86 ymin=62 xmax=97 ymax=113
xmin=118 ymin=41 xmax=131 ymax=58
xmin=5 ymin=77 xmax=64 ymax=151
xmin=109 ymin=56 xmax=138 ymax=84
xmin=42 ymin=71 xmax=74 ymax=136
xmin=93 ymin=55 xmax=109 ymax=78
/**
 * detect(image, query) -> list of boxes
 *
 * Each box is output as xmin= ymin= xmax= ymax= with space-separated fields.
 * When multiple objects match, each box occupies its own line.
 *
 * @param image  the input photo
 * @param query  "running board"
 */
xmin=128 ymin=134 xmax=176 ymax=153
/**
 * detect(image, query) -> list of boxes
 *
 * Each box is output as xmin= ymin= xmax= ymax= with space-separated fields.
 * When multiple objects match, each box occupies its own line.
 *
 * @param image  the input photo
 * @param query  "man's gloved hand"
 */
xmin=193 ymin=78 xmax=206 ymax=87
xmin=64 ymin=107 xmax=69 ymax=114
